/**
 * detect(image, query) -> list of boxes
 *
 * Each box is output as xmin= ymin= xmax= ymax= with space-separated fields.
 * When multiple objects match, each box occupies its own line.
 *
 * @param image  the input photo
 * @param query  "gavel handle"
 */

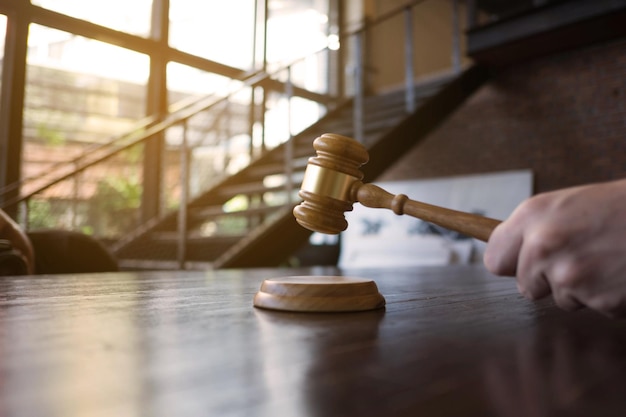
xmin=354 ymin=183 xmax=501 ymax=242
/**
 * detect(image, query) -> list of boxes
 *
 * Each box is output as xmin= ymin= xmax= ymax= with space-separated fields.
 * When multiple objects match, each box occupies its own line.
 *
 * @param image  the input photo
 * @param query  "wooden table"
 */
xmin=1 ymin=265 xmax=625 ymax=416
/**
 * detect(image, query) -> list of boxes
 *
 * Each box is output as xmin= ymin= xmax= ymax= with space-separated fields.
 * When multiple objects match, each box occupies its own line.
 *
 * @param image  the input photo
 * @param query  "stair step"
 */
xmin=112 ymin=68 xmax=475 ymax=269
xmin=361 ymin=79 xmax=448 ymax=109
xmin=189 ymin=202 xmax=288 ymax=218
xmin=245 ymin=156 xmax=309 ymax=178
xmin=255 ymin=142 xmax=321 ymax=166
xmin=217 ymin=176 xmax=304 ymax=196
xmin=117 ymin=232 xmax=243 ymax=261
xmin=323 ymin=114 xmax=406 ymax=136
xmin=150 ymin=232 xmax=246 ymax=243
xmin=119 ymin=259 xmax=213 ymax=271
xmin=116 ymin=238 xmax=239 ymax=263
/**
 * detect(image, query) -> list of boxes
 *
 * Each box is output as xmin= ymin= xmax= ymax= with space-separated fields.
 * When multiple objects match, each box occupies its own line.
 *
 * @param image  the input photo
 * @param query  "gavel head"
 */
xmin=293 ymin=133 xmax=369 ymax=234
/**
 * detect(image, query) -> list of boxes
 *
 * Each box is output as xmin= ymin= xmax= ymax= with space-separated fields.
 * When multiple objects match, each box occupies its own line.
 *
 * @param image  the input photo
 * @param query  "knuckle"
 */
xmin=524 ymin=225 xmax=569 ymax=259
xmin=550 ymin=259 xmax=585 ymax=287
xmin=524 ymin=226 xmax=562 ymax=259
xmin=516 ymin=193 xmax=550 ymax=217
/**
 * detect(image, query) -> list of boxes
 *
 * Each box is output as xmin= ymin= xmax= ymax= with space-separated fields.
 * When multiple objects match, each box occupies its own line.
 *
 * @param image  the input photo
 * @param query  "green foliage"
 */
xmin=217 ymin=215 xmax=248 ymax=235
xmin=120 ymin=143 xmax=144 ymax=164
xmin=95 ymin=176 xmax=142 ymax=211
xmin=27 ymin=199 xmax=57 ymax=229
xmin=36 ymin=124 xmax=66 ymax=146
xmin=223 ymin=194 xmax=249 ymax=212
xmin=89 ymin=175 xmax=142 ymax=237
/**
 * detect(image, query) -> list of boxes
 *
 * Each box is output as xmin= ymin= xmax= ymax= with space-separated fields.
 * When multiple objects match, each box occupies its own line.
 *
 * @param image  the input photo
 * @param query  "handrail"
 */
xmin=0 ymin=47 xmax=332 ymax=209
xmin=0 ymin=70 xmax=261 ymax=201
xmin=0 ymin=113 xmax=158 ymax=197
xmin=353 ymin=0 xmax=464 ymax=141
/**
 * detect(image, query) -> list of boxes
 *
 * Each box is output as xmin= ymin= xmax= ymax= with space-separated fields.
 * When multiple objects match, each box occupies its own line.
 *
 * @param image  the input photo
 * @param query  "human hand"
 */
xmin=484 ymin=179 xmax=626 ymax=318
xmin=0 ymin=209 xmax=35 ymax=274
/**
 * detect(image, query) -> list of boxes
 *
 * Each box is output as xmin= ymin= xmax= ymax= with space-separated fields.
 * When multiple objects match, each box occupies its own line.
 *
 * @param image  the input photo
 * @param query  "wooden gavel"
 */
xmin=293 ymin=133 xmax=502 ymax=241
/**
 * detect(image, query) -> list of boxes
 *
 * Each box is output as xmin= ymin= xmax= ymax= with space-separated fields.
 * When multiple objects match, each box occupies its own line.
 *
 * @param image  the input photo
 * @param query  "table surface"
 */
xmin=1 ymin=265 xmax=626 ymax=417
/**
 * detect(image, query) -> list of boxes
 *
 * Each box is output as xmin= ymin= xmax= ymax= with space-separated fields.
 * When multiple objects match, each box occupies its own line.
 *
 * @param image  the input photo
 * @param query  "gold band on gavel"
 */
xmin=300 ymin=164 xmax=359 ymax=202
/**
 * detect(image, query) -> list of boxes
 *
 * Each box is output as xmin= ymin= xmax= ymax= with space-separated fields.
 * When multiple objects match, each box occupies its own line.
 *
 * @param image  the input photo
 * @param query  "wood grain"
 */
xmin=1 ymin=266 xmax=626 ymax=416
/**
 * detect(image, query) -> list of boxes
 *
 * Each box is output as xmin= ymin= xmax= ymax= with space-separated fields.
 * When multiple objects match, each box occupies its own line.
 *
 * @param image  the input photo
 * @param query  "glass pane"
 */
xmin=170 ymin=0 xmax=255 ymax=69
xmin=267 ymin=0 xmax=329 ymax=93
xmin=264 ymin=75 xmax=324 ymax=147
xmin=267 ymin=0 xmax=329 ymax=66
xmin=167 ymin=62 xmax=234 ymax=107
xmin=31 ymin=0 xmax=153 ymax=37
xmin=167 ymin=61 xmax=252 ymax=192
xmin=27 ymin=143 xmax=145 ymax=241
xmin=22 ymin=25 xmax=149 ymax=214
xmin=166 ymin=63 xmax=253 ymax=197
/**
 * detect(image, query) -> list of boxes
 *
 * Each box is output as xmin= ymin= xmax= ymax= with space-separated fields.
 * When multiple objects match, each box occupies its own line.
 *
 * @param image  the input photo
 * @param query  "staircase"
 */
xmin=112 ymin=65 xmax=490 ymax=270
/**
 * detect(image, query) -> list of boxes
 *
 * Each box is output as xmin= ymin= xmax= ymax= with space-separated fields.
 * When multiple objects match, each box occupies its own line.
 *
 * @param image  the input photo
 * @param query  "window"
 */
xmin=267 ymin=0 xmax=329 ymax=66
xmin=267 ymin=0 xmax=329 ymax=93
xmin=169 ymin=0 xmax=256 ymax=69
xmin=24 ymin=24 xmax=149 ymax=178
xmin=1 ymin=0 xmax=333 ymax=243
xmin=31 ymin=0 xmax=153 ymax=37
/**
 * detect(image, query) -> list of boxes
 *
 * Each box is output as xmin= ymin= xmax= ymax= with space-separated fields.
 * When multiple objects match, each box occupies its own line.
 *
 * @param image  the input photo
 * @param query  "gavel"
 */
xmin=293 ymin=133 xmax=501 ymax=242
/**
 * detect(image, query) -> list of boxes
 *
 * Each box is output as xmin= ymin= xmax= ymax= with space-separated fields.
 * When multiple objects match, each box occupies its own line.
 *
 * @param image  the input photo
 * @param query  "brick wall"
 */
xmin=378 ymin=38 xmax=626 ymax=194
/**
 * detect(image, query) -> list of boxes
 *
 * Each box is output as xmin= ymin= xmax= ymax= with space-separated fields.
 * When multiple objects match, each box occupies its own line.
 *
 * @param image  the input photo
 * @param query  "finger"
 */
xmin=551 ymin=287 xmax=585 ymax=311
xmin=544 ymin=256 xmax=589 ymax=311
xmin=515 ymin=271 xmax=552 ymax=301
xmin=484 ymin=199 xmax=540 ymax=276
xmin=580 ymin=277 xmax=626 ymax=318
xmin=484 ymin=222 xmax=523 ymax=276
xmin=515 ymin=230 xmax=553 ymax=300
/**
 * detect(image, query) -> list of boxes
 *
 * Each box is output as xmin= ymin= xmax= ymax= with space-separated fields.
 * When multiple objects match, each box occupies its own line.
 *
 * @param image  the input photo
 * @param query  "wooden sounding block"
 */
xmin=253 ymin=276 xmax=386 ymax=312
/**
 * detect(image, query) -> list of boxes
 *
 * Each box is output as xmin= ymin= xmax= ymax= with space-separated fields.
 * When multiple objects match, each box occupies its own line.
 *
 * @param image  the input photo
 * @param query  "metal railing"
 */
xmin=1 ymin=58 xmax=329 ymax=195
xmin=345 ymin=0 xmax=466 ymax=142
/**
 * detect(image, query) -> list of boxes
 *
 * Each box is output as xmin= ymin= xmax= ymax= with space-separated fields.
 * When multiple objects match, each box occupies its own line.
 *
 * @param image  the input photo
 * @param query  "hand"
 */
xmin=484 ymin=179 xmax=626 ymax=318
xmin=0 ymin=209 xmax=35 ymax=274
